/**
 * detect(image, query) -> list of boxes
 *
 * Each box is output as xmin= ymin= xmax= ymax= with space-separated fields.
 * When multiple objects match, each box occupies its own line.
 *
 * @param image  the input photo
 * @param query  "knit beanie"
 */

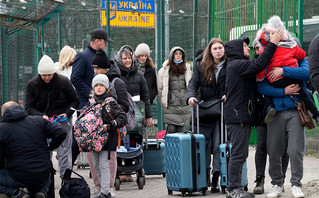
xmin=135 ymin=43 xmax=150 ymax=57
xmin=38 ymin=55 xmax=56 ymax=75
xmin=91 ymin=49 xmax=111 ymax=69
xmin=92 ymin=74 xmax=109 ymax=89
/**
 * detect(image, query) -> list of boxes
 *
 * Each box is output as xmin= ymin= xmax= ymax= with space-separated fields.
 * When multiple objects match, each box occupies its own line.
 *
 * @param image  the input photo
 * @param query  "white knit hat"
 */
xmin=92 ymin=74 xmax=109 ymax=89
xmin=135 ymin=43 xmax=150 ymax=57
xmin=38 ymin=55 xmax=56 ymax=75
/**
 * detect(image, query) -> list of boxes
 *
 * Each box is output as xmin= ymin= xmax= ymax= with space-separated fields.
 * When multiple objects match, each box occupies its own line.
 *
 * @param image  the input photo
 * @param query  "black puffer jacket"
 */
xmin=115 ymin=45 xmax=152 ymax=118
xmin=309 ymin=33 xmax=319 ymax=91
xmin=224 ymin=38 xmax=276 ymax=125
xmin=107 ymin=61 xmax=129 ymax=113
xmin=25 ymin=74 xmax=79 ymax=118
xmin=137 ymin=61 xmax=158 ymax=105
xmin=93 ymin=89 xmax=127 ymax=152
xmin=0 ymin=106 xmax=66 ymax=185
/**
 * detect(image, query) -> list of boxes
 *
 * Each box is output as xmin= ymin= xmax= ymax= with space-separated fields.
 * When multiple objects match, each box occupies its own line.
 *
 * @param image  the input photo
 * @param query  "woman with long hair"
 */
xmin=187 ymin=38 xmax=228 ymax=193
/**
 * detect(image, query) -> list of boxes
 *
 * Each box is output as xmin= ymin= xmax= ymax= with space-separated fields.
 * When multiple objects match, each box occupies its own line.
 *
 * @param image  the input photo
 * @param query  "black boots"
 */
xmin=211 ymin=171 xmax=220 ymax=193
xmin=253 ymin=176 xmax=265 ymax=194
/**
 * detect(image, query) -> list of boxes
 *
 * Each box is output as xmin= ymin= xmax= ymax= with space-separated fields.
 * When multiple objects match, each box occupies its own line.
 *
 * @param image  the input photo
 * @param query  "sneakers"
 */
xmin=267 ymin=185 xmax=283 ymax=198
xmin=109 ymin=188 xmax=115 ymax=197
xmin=226 ymin=187 xmax=255 ymax=198
xmin=211 ymin=172 xmax=220 ymax=193
xmin=264 ymin=106 xmax=276 ymax=124
xmin=253 ymin=176 xmax=265 ymax=194
xmin=291 ymin=186 xmax=304 ymax=198
xmin=97 ymin=192 xmax=112 ymax=198
xmin=91 ymin=186 xmax=101 ymax=195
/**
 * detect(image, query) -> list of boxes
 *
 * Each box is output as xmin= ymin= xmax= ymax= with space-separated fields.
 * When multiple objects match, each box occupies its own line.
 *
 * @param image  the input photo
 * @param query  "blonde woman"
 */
xmin=56 ymin=45 xmax=77 ymax=79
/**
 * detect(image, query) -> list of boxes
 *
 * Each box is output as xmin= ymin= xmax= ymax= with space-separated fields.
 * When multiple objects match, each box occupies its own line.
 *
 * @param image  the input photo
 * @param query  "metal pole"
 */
xmin=106 ymin=0 xmax=111 ymax=57
xmin=212 ymin=0 xmax=215 ymax=38
xmin=298 ymin=0 xmax=303 ymax=48
xmin=208 ymin=0 xmax=212 ymax=41
xmin=58 ymin=12 xmax=62 ymax=51
xmin=1 ymin=26 xmax=9 ymax=103
xmin=193 ymin=0 xmax=198 ymax=61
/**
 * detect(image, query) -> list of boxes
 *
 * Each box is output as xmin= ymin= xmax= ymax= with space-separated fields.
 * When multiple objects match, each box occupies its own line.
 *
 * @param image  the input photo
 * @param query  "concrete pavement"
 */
xmin=53 ymin=146 xmax=319 ymax=198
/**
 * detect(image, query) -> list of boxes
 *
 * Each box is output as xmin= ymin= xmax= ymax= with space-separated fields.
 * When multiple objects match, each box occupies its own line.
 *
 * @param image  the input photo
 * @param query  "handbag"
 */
xmin=290 ymin=96 xmax=315 ymax=129
xmin=197 ymin=98 xmax=221 ymax=119
xmin=59 ymin=169 xmax=90 ymax=198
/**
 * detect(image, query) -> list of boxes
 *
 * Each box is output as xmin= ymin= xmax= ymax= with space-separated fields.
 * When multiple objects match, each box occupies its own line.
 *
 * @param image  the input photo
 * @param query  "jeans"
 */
xmin=0 ymin=169 xmax=51 ymax=196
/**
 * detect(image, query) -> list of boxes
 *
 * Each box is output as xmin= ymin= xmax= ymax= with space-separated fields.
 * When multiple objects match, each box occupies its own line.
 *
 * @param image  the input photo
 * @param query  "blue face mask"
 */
xmin=173 ymin=59 xmax=183 ymax=64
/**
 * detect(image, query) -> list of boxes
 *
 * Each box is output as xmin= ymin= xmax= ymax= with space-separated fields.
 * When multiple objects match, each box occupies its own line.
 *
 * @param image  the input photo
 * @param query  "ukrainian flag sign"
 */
xmin=101 ymin=0 xmax=155 ymax=28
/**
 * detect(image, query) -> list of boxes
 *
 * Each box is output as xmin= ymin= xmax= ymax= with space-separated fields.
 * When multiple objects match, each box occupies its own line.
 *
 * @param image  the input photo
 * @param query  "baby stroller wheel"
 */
xmin=137 ymin=176 xmax=144 ymax=189
xmin=115 ymin=178 xmax=120 ymax=190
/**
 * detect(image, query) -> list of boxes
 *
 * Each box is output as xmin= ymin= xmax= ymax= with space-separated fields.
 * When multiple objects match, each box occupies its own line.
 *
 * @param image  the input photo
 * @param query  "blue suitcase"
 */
xmin=165 ymin=103 xmax=207 ymax=196
xmin=219 ymin=102 xmax=248 ymax=193
xmin=143 ymin=130 xmax=166 ymax=177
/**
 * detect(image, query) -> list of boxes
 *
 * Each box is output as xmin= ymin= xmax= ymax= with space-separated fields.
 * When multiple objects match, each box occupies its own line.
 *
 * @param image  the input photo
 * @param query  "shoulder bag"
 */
xmin=290 ymin=96 xmax=315 ymax=129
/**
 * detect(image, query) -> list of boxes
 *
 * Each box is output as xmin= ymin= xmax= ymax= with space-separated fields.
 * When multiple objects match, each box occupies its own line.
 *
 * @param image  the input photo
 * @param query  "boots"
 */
xmin=253 ymin=176 xmax=265 ymax=194
xmin=211 ymin=171 xmax=220 ymax=193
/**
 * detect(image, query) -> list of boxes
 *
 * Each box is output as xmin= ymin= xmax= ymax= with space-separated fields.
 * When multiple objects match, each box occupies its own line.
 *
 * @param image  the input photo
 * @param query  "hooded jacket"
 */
xmin=309 ymin=33 xmax=319 ymax=91
xmin=115 ymin=45 xmax=152 ymax=118
xmin=0 ymin=106 xmax=66 ymax=185
xmin=224 ymin=38 xmax=276 ymax=125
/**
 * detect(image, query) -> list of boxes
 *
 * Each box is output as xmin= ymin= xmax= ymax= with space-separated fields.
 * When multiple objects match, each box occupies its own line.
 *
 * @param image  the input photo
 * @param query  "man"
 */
xmin=224 ymin=30 xmax=283 ymax=198
xmin=258 ymin=48 xmax=310 ymax=198
xmin=71 ymin=29 xmax=113 ymax=165
xmin=309 ymin=33 xmax=319 ymax=91
xmin=0 ymin=101 xmax=66 ymax=198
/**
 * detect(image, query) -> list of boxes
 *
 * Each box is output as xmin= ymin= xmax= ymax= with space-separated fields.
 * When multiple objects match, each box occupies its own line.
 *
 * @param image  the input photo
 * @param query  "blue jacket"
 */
xmin=71 ymin=45 xmax=96 ymax=109
xmin=258 ymin=58 xmax=309 ymax=112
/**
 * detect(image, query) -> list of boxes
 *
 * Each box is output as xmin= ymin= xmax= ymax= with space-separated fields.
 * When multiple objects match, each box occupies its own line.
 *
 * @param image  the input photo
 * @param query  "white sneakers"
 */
xmin=267 ymin=185 xmax=283 ymax=198
xmin=291 ymin=186 xmax=304 ymax=198
xmin=91 ymin=186 xmax=101 ymax=195
xmin=267 ymin=185 xmax=304 ymax=198
xmin=109 ymin=188 xmax=115 ymax=197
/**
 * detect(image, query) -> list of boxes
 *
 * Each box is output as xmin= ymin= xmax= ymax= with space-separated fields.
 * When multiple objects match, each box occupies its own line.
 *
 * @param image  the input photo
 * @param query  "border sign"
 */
xmin=101 ymin=0 xmax=155 ymax=28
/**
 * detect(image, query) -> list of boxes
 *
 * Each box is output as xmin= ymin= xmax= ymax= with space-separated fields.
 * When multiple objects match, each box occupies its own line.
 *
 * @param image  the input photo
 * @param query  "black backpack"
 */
xmin=59 ymin=169 xmax=90 ymax=198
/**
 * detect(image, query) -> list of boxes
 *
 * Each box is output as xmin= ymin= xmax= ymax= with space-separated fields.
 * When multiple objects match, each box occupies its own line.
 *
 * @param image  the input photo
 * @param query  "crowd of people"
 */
xmin=1 ymin=14 xmax=319 ymax=198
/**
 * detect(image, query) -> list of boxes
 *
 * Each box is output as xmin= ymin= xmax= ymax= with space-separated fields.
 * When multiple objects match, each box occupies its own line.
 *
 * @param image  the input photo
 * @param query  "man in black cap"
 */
xmin=70 ymin=29 xmax=113 ymax=165
xmin=223 ymin=30 xmax=283 ymax=198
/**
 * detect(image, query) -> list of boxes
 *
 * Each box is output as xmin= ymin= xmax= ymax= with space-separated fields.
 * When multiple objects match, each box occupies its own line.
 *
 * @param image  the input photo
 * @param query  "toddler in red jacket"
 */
xmin=256 ymin=15 xmax=319 ymax=125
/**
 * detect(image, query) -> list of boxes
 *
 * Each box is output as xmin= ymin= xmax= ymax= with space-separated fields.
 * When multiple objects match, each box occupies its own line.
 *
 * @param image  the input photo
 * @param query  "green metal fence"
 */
xmin=1 ymin=0 xmax=319 ymax=131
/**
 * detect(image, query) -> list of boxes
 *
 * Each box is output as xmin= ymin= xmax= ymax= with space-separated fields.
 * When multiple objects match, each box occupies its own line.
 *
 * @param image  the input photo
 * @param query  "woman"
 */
xmin=186 ymin=38 xmax=228 ymax=193
xmin=55 ymin=45 xmax=77 ymax=79
xmin=135 ymin=43 xmax=157 ymax=105
xmin=25 ymin=55 xmax=79 ymax=179
xmin=115 ymin=45 xmax=154 ymax=182
xmin=157 ymin=46 xmax=192 ymax=133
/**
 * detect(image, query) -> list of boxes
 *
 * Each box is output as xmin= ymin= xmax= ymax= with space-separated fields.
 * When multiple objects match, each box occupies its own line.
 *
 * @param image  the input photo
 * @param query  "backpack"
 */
xmin=74 ymin=97 xmax=113 ymax=152
xmin=59 ymin=169 xmax=90 ymax=198
xmin=111 ymin=77 xmax=135 ymax=131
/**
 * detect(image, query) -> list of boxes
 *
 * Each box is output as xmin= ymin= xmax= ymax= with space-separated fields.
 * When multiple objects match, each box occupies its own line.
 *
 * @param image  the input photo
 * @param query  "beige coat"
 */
xmin=157 ymin=60 xmax=192 ymax=108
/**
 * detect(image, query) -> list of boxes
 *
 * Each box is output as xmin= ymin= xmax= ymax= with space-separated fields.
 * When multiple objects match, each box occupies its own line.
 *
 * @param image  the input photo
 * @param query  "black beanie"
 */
xmin=91 ymin=49 xmax=111 ymax=69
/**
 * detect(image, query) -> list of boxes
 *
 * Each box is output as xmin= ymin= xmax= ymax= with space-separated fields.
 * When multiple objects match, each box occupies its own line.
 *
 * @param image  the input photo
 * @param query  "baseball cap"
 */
xmin=90 ymin=28 xmax=113 ymax=43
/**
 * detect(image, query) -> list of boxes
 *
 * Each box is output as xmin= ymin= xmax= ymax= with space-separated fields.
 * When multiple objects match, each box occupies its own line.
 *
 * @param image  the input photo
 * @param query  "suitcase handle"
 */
xmin=191 ymin=99 xmax=199 ymax=134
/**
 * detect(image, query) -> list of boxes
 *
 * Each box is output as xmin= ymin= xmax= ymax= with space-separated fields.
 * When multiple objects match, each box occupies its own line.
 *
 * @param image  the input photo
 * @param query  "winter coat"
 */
xmin=107 ymin=61 xmax=130 ymax=113
xmin=186 ymin=53 xmax=228 ymax=124
xmin=158 ymin=59 xmax=192 ymax=126
xmin=258 ymin=58 xmax=309 ymax=112
xmin=256 ymin=32 xmax=306 ymax=83
xmin=115 ymin=45 xmax=152 ymax=118
xmin=224 ymin=38 xmax=276 ymax=125
xmin=137 ymin=61 xmax=158 ymax=105
xmin=92 ymin=90 xmax=127 ymax=152
xmin=71 ymin=45 xmax=96 ymax=109
xmin=0 ymin=105 xmax=66 ymax=185
xmin=25 ymin=74 xmax=79 ymax=118
xmin=309 ymin=33 xmax=319 ymax=91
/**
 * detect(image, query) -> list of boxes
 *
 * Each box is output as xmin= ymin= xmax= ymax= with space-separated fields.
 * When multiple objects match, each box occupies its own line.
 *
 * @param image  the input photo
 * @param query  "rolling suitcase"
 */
xmin=219 ymin=102 xmax=248 ymax=193
xmin=76 ymin=152 xmax=90 ymax=169
xmin=165 ymin=102 xmax=207 ymax=196
xmin=143 ymin=126 xmax=166 ymax=177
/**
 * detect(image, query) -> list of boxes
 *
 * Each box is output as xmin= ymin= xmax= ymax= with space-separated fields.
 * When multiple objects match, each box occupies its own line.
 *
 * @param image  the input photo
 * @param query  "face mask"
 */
xmin=173 ymin=59 xmax=183 ymax=64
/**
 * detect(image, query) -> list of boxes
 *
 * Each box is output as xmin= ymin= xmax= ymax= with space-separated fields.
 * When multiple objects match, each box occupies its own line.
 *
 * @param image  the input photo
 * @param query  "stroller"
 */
xmin=115 ymin=132 xmax=145 ymax=190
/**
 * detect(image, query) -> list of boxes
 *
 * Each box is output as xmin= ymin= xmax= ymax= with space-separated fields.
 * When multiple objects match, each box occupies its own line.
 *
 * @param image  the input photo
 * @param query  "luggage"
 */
xmin=165 ymin=102 xmax=207 ymax=196
xmin=219 ymin=102 xmax=248 ymax=193
xmin=76 ymin=152 xmax=89 ymax=169
xmin=59 ymin=169 xmax=90 ymax=198
xmin=143 ymin=126 xmax=166 ymax=177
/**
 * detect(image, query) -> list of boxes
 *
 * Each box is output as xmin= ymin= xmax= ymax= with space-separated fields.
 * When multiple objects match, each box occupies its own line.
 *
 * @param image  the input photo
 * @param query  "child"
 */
xmin=90 ymin=74 xmax=127 ymax=198
xmin=255 ymin=15 xmax=319 ymax=124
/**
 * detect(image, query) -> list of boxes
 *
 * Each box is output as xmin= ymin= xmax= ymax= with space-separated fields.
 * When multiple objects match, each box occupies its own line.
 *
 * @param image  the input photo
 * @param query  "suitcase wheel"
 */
xmin=181 ymin=192 xmax=186 ymax=197
xmin=221 ymin=186 xmax=226 ymax=194
xmin=162 ymin=173 xmax=166 ymax=178
xmin=168 ymin=190 xmax=173 ymax=195
xmin=244 ymin=185 xmax=248 ymax=191
xmin=115 ymin=178 xmax=120 ymax=191
xmin=201 ymin=189 xmax=207 ymax=196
